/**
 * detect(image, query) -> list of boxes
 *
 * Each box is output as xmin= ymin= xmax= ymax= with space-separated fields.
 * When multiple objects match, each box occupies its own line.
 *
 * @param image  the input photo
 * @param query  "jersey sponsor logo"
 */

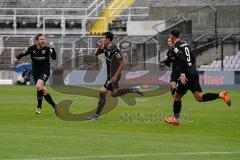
xmin=42 ymin=50 xmax=46 ymax=55
xmin=33 ymin=57 xmax=46 ymax=60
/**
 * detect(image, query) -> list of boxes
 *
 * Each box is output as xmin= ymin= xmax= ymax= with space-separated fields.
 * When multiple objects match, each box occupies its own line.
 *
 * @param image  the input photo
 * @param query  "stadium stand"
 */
xmin=0 ymin=0 xmax=95 ymax=8
xmin=0 ymin=0 xmax=239 ymax=76
xmin=199 ymin=52 xmax=240 ymax=71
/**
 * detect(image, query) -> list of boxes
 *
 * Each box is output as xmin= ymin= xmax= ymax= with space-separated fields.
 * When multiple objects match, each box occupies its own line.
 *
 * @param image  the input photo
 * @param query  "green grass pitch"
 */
xmin=0 ymin=85 xmax=239 ymax=160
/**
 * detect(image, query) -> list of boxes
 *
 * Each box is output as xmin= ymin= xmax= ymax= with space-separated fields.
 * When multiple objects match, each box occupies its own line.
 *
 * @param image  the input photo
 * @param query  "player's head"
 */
xmin=167 ymin=37 xmax=174 ymax=47
xmin=169 ymin=28 xmax=180 ymax=43
xmin=102 ymin=32 xmax=114 ymax=45
xmin=35 ymin=33 xmax=45 ymax=48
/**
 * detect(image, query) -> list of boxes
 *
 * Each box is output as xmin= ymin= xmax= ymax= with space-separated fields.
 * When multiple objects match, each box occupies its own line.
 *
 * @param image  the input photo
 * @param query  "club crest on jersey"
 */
xmin=174 ymin=48 xmax=179 ymax=54
xmin=42 ymin=50 xmax=46 ymax=55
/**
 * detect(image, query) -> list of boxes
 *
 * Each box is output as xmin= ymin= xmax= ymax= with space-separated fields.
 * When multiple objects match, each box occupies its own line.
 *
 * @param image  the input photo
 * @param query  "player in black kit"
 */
xmin=87 ymin=32 xmax=143 ymax=120
xmin=162 ymin=38 xmax=180 ymax=97
xmin=12 ymin=34 xmax=58 ymax=115
xmin=164 ymin=29 xmax=231 ymax=125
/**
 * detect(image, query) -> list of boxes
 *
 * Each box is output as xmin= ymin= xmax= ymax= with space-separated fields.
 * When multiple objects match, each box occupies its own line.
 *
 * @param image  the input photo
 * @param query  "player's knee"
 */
xmin=195 ymin=97 xmax=202 ymax=102
xmin=36 ymin=84 xmax=43 ymax=91
xmin=99 ymin=90 xmax=105 ymax=94
xmin=100 ymin=87 xmax=108 ymax=94
xmin=194 ymin=95 xmax=202 ymax=102
xmin=111 ymin=94 xmax=117 ymax=97
xmin=169 ymin=82 xmax=176 ymax=89
xmin=111 ymin=92 xmax=117 ymax=97
xmin=42 ymin=89 xmax=48 ymax=96
xmin=174 ymin=97 xmax=181 ymax=102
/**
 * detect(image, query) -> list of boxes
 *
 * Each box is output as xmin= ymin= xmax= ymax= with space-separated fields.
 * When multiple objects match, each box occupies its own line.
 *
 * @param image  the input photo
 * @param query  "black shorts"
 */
xmin=176 ymin=72 xmax=202 ymax=95
xmin=103 ymin=75 xmax=120 ymax=91
xmin=170 ymin=72 xmax=179 ymax=83
xmin=33 ymin=73 xmax=49 ymax=85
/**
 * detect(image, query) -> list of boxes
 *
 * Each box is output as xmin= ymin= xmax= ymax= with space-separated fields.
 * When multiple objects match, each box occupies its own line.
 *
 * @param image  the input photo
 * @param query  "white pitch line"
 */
xmin=5 ymin=151 xmax=240 ymax=160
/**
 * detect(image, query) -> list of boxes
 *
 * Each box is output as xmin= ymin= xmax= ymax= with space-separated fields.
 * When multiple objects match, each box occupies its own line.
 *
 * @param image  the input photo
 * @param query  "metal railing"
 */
xmin=109 ymin=7 xmax=148 ymax=21
xmin=0 ymin=0 xmax=148 ymax=35
xmin=0 ymin=0 xmax=106 ymax=35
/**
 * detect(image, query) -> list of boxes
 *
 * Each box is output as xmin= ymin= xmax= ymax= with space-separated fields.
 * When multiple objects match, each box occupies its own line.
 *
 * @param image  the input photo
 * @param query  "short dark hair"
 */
xmin=35 ymin=33 xmax=44 ymax=40
xmin=170 ymin=28 xmax=180 ymax=38
xmin=103 ymin=32 xmax=114 ymax=41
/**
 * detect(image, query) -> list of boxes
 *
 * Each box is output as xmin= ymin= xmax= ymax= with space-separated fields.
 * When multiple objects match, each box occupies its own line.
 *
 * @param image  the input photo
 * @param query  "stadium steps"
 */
xmin=90 ymin=0 xmax=135 ymax=34
xmin=0 ymin=0 xmax=95 ymax=8
xmin=199 ymin=51 xmax=240 ymax=71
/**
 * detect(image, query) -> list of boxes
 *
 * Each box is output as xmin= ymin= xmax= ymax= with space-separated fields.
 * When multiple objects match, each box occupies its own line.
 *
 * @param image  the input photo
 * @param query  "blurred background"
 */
xmin=0 ymin=0 xmax=239 ymax=87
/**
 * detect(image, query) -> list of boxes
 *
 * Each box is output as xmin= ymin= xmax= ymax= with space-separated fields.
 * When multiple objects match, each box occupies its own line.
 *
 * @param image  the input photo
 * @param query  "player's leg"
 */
xmin=111 ymin=88 xmax=143 ymax=97
xmin=110 ymin=80 xmax=143 ymax=97
xmin=164 ymin=92 xmax=184 ymax=126
xmin=42 ymin=86 xmax=58 ymax=114
xmin=35 ymin=79 xmax=44 ymax=114
xmin=169 ymin=71 xmax=178 ymax=96
xmin=173 ymin=92 xmax=183 ymax=119
xmin=95 ymin=87 xmax=108 ymax=116
xmin=165 ymin=82 xmax=187 ymax=125
xmin=169 ymin=81 xmax=177 ymax=96
xmin=87 ymin=84 xmax=108 ymax=120
xmin=190 ymin=74 xmax=231 ymax=106
xmin=192 ymin=91 xmax=231 ymax=105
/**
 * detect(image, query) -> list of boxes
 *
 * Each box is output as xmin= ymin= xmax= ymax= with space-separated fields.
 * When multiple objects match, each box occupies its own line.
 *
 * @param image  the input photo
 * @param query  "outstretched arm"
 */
xmin=12 ymin=47 xmax=31 ymax=64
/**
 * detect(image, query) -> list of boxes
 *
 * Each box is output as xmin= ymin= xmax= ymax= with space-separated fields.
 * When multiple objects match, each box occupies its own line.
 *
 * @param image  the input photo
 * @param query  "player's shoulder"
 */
xmin=178 ymin=40 xmax=189 ymax=48
xmin=110 ymin=43 xmax=120 ymax=53
xmin=28 ymin=44 xmax=36 ymax=50
xmin=44 ymin=46 xmax=51 ymax=50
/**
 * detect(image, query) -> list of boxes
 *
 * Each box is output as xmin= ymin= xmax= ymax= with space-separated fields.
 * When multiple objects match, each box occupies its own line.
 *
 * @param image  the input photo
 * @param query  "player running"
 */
xmin=87 ymin=32 xmax=143 ymax=120
xmin=12 ymin=33 xmax=58 ymax=115
xmin=164 ymin=29 xmax=231 ymax=125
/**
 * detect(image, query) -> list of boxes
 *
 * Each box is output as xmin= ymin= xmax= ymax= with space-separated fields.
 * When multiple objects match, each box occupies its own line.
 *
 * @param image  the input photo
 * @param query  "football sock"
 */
xmin=202 ymin=93 xmax=219 ymax=102
xmin=173 ymin=100 xmax=182 ymax=119
xmin=44 ymin=93 xmax=56 ymax=108
xmin=171 ymin=88 xmax=176 ymax=96
xmin=95 ymin=92 xmax=106 ymax=115
xmin=37 ymin=90 xmax=43 ymax=109
xmin=112 ymin=88 xmax=130 ymax=97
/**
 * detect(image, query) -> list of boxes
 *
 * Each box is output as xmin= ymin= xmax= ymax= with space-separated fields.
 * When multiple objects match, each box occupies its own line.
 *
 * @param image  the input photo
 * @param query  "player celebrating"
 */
xmin=87 ymin=32 xmax=143 ymax=120
xmin=165 ymin=29 xmax=231 ymax=125
xmin=12 ymin=33 xmax=58 ymax=115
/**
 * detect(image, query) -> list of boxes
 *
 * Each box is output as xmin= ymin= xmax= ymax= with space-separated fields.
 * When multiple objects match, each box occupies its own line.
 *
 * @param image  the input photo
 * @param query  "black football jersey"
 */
xmin=167 ymin=49 xmax=179 ymax=75
xmin=97 ymin=43 xmax=123 ymax=78
xmin=171 ymin=40 xmax=196 ymax=74
xmin=16 ymin=44 xmax=56 ymax=74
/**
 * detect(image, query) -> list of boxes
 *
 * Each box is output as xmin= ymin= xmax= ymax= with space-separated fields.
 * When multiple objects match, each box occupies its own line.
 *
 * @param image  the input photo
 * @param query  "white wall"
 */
xmin=127 ymin=20 xmax=165 ymax=36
